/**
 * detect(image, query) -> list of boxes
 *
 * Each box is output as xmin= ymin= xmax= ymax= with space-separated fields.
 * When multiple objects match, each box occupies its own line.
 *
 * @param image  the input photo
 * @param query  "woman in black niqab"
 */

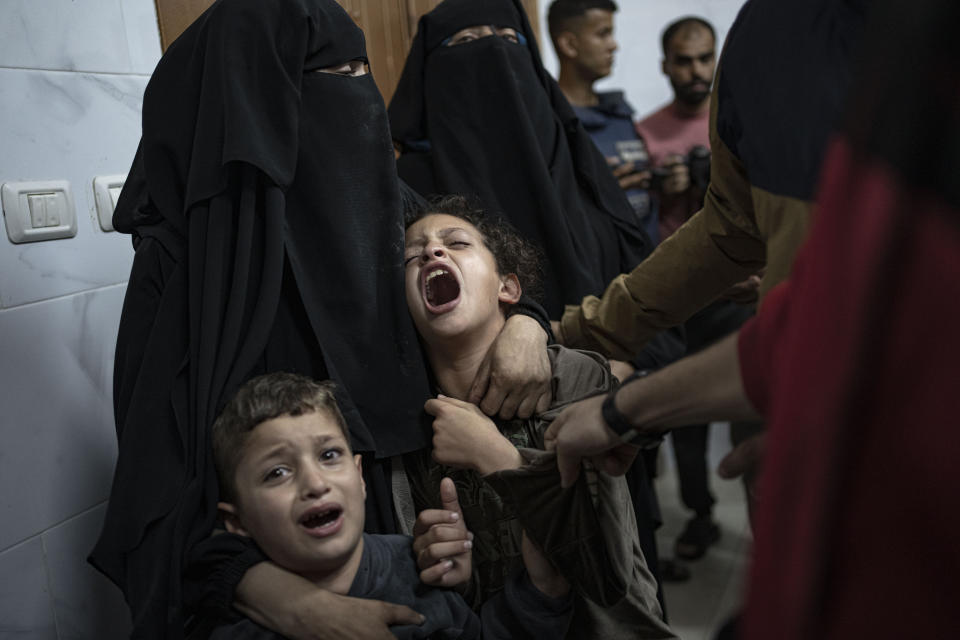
xmin=389 ymin=0 xmax=654 ymax=320
xmin=90 ymin=0 xmax=431 ymax=635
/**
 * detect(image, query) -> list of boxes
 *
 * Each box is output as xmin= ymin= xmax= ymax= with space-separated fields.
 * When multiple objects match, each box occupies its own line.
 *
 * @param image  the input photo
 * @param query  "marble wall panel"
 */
xmin=0 ymin=0 xmax=161 ymax=75
xmin=0 ymin=68 xmax=145 ymax=308
xmin=41 ymin=504 xmax=131 ymax=640
xmin=0 ymin=537 xmax=58 ymax=639
xmin=0 ymin=0 xmax=132 ymax=74
xmin=0 ymin=285 xmax=125 ymax=551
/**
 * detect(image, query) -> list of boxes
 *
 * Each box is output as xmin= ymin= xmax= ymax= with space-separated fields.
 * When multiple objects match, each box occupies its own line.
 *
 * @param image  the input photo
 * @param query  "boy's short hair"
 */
xmin=405 ymin=195 xmax=544 ymax=304
xmin=547 ymin=0 xmax=618 ymax=44
xmin=212 ymin=372 xmax=350 ymax=502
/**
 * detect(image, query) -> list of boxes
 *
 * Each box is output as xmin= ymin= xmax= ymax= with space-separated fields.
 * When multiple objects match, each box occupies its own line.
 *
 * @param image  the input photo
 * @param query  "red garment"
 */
xmin=635 ymin=103 xmax=710 ymax=241
xmin=738 ymin=137 xmax=960 ymax=639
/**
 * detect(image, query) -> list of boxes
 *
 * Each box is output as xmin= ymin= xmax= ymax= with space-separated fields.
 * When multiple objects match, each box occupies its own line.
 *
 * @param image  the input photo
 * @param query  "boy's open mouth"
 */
xmin=299 ymin=506 xmax=343 ymax=536
xmin=422 ymin=266 xmax=461 ymax=314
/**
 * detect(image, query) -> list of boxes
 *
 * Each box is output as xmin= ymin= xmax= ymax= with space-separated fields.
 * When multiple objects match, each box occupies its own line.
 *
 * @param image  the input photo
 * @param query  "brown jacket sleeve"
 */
xmin=558 ymin=71 xmax=768 ymax=360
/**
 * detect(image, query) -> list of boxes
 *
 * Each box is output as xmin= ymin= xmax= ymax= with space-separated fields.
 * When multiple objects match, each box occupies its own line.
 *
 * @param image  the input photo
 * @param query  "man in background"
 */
xmin=549 ymin=0 xmax=657 ymax=244
xmin=637 ymin=16 xmax=763 ymax=563
xmin=549 ymin=0 xmax=695 ymax=584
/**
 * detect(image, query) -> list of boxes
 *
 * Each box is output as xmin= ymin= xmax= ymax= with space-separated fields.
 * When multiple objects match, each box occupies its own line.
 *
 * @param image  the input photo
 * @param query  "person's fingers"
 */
xmin=543 ymin=413 xmax=565 ymax=448
xmin=534 ymin=389 xmax=552 ymax=415
xmin=439 ymin=477 xmax=462 ymax=516
xmin=717 ymin=433 xmax=765 ymax=479
xmin=467 ymin=353 xmax=493 ymax=404
xmin=619 ymin=171 xmax=651 ymax=190
xmin=419 ymin=559 xmax=455 ymax=585
xmin=424 ymin=398 xmax=444 ymax=417
xmin=424 ymin=524 xmax=470 ymax=544
xmin=478 ymin=377 xmax=507 ymax=416
xmin=418 ymin=540 xmax=473 ymax=569
xmin=497 ymin=389 xmax=523 ymax=420
xmin=377 ymin=601 xmax=425 ymax=627
xmin=514 ymin=392 xmax=539 ymax=420
xmin=611 ymin=161 xmax=635 ymax=177
xmin=413 ymin=509 xmax=460 ymax=536
xmin=555 ymin=446 xmax=582 ymax=489
xmin=435 ymin=395 xmax=487 ymax=417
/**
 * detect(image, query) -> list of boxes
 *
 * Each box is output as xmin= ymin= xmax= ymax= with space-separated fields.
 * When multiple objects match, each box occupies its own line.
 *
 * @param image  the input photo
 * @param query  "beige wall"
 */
xmin=154 ymin=0 xmax=539 ymax=104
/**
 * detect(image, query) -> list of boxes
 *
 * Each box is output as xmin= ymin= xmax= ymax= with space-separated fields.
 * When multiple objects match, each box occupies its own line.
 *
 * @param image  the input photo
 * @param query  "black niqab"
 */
xmin=389 ymin=0 xmax=653 ymax=317
xmin=92 ymin=0 xmax=430 ymax=635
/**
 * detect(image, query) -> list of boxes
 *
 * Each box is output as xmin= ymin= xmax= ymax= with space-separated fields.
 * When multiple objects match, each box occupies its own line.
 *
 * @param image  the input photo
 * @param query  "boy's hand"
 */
xmin=412 ymin=478 xmax=473 ymax=587
xmin=425 ymin=395 xmax=524 ymax=475
xmin=469 ymin=314 xmax=552 ymax=419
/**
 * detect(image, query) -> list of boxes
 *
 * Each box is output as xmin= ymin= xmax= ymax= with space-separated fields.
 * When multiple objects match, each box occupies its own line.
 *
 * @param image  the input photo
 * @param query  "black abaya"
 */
xmin=90 ymin=1 xmax=432 ymax=636
xmin=389 ymin=0 xmax=655 ymax=319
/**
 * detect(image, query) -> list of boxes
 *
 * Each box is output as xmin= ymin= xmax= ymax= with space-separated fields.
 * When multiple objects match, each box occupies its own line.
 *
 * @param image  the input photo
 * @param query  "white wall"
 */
xmin=0 ymin=1 xmax=161 ymax=637
xmin=538 ymin=0 xmax=748 ymax=117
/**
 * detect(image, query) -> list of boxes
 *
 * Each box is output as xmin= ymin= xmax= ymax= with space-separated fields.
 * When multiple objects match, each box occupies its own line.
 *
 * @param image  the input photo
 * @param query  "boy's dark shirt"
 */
xmin=206 ymin=534 xmax=571 ymax=640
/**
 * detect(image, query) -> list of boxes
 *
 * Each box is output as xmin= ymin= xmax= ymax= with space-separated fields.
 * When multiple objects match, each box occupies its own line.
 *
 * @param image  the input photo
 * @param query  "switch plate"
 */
xmin=1 ymin=181 xmax=77 ymax=243
xmin=92 ymin=174 xmax=126 ymax=232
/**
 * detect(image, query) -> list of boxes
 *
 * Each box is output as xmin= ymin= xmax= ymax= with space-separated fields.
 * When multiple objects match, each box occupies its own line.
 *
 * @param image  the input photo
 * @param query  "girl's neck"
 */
xmin=426 ymin=318 xmax=505 ymax=400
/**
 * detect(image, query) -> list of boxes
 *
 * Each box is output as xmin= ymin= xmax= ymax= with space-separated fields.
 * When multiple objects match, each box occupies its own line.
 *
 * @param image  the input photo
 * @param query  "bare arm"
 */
xmin=545 ymin=333 xmax=760 ymax=487
xmin=234 ymin=563 xmax=423 ymax=640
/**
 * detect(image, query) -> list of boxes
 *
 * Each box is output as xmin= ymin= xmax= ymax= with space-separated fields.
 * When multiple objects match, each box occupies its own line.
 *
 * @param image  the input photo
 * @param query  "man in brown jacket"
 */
xmin=553 ymin=0 xmax=868 ymax=478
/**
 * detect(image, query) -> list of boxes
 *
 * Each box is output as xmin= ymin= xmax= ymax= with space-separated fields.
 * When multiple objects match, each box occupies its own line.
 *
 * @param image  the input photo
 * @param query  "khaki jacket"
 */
xmin=559 ymin=68 xmax=813 ymax=360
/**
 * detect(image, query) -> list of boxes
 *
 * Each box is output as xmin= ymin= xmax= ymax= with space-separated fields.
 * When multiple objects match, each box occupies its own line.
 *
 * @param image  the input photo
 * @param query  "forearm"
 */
xmin=234 ymin=561 xmax=328 ymax=633
xmin=616 ymin=332 xmax=760 ymax=431
xmin=559 ymin=206 xmax=764 ymax=360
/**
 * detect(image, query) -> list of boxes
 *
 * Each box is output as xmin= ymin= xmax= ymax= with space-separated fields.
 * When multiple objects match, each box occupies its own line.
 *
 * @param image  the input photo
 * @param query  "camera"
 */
xmin=649 ymin=145 xmax=711 ymax=193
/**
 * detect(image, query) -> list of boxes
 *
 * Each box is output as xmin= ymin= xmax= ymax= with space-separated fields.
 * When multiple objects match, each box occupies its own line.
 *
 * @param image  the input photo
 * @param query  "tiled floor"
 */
xmin=654 ymin=423 xmax=753 ymax=640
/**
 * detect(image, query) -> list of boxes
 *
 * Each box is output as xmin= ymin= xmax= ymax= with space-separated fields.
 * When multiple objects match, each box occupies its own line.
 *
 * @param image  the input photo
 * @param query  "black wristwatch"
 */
xmin=601 ymin=389 xmax=640 ymax=443
xmin=601 ymin=371 xmax=663 ymax=448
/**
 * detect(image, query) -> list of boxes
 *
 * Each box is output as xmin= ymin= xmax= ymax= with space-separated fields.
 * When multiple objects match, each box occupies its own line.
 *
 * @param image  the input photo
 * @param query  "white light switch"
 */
xmin=93 ymin=174 xmax=126 ymax=232
xmin=2 ymin=181 xmax=77 ymax=243
xmin=28 ymin=194 xmax=51 ymax=227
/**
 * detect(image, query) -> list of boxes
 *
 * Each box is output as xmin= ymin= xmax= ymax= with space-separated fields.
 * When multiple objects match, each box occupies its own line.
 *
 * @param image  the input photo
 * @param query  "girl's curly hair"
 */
xmin=405 ymin=195 xmax=544 ymax=303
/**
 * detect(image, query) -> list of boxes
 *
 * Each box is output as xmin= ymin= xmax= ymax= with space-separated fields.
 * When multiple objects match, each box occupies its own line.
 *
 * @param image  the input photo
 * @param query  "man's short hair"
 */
xmin=212 ymin=373 xmax=350 ymax=502
xmin=405 ymin=195 xmax=544 ymax=304
xmin=661 ymin=16 xmax=716 ymax=56
xmin=547 ymin=0 xmax=618 ymax=43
